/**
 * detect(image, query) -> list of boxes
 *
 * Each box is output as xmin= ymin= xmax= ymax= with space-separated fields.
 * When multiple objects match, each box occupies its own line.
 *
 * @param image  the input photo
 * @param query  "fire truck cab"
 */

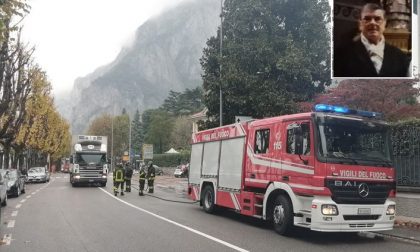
xmin=188 ymin=104 xmax=396 ymax=235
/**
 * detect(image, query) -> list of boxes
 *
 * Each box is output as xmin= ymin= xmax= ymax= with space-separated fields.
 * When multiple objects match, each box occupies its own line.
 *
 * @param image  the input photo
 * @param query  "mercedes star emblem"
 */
xmin=358 ymin=183 xmax=369 ymax=198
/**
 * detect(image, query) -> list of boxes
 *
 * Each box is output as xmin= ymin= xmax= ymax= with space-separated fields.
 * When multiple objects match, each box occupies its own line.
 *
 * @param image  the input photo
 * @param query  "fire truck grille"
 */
xmin=79 ymin=167 xmax=103 ymax=178
xmin=325 ymin=180 xmax=393 ymax=205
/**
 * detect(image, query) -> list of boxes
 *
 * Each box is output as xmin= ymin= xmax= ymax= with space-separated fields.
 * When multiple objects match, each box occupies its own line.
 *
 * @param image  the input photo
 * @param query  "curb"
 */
xmin=371 ymin=231 xmax=420 ymax=245
xmin=394 ymin=220 xmax=420 ymax=229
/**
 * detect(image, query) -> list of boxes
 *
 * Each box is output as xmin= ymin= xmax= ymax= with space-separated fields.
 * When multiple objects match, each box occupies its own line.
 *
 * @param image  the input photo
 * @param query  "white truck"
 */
xmin=69 ymin=135 xmax=109 ymax=187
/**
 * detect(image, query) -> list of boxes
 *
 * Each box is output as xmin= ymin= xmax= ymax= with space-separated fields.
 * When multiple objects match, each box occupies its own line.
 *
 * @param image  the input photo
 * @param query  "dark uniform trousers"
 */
xmin=125 ymin=178 xmax=131 ymax=192
xmin=147 ymin=175 xmax=155 ymax=193
xmin=113 ymin=169 xmax=125 ymax=196
xmin=139 ymin=171 xmax=146 ymax=196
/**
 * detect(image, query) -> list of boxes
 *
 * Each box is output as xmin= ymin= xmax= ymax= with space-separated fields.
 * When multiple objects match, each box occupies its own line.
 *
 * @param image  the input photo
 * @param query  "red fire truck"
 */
xmin=188 ymin=104 xmax=396 ymax=235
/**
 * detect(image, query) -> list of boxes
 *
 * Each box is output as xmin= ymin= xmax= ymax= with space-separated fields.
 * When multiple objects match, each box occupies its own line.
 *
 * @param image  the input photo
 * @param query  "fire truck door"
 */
xmin=281 ymin=120 xmax=315 ymax=194
xmin=248 ymin=126 xmax=274 ymax=181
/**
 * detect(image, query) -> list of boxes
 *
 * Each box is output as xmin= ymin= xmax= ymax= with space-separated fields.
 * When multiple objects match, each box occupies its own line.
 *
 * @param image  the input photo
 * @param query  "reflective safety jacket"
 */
xmin=139 ymin=168 xmax=146 ymax=181
xmin=113 ymin=168 xmax=125 ymax=182
xmin=146 ymin=165 xmax=155 ymax=180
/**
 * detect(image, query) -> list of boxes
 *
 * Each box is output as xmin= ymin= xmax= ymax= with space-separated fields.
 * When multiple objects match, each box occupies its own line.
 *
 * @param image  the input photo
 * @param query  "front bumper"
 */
xmin=72 ymin=177 xmax=107 ymax=183
xmin=27 ymin=177 xmax=47 ymax=183
xmin=307 ymin=196 xmax=395 ymax=232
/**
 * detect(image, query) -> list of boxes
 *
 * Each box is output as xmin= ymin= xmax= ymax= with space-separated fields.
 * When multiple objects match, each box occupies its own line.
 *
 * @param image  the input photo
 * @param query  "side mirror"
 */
xmin=294 ymin=127 xmax=304 ymax=155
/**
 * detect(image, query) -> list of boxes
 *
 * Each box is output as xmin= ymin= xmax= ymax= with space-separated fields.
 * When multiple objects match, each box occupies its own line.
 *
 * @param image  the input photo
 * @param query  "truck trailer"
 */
xmin=70 ymin=135 xmax=108 ymax=187
xmin=188 ymin=104 xmax=396 ymax=235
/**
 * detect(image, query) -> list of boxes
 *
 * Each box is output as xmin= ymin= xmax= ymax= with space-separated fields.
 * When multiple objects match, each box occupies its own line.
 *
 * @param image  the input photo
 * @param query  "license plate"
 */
xmin=89 ymin=179 xmax=94 ymax=182
xmin=358 ymin=208 xmax=371 ymax=215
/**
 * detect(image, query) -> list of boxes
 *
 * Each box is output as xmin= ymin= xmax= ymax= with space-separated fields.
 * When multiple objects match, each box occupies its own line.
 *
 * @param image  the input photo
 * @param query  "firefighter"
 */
xmin=113 ymin=163 xmax=125 ymax=196
xmin=138 ymin=163 xmax=146 ymax=196
xmin=124 ymin=162 xmax=133 ymax=192
xmin=146 ymin=161 xmax=156 ymax=193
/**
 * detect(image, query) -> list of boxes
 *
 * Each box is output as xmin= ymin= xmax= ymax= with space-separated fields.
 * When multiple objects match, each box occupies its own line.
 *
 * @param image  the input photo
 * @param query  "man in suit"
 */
xmin=334 ymin=3 xmax=410 ymax=77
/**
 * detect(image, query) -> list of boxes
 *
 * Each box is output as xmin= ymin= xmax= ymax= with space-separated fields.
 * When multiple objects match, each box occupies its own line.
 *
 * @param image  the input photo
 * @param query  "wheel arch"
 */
xmin=200 ymin=180 xmax=216 ymax=206
xmin=263 ymin=182 xmax=300 ymax=220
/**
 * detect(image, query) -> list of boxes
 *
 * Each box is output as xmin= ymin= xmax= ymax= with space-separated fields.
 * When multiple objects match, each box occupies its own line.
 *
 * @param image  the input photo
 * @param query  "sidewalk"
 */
xmin=376 ymin=192 xmax=420 ymax=243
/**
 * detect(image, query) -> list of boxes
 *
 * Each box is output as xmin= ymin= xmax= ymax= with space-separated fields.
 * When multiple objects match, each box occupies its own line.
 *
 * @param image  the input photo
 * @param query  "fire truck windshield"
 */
xmin=317 ymin=116 xmax=392 ymax=167
xmin=75 ymin=153 xmax=107 ymax=165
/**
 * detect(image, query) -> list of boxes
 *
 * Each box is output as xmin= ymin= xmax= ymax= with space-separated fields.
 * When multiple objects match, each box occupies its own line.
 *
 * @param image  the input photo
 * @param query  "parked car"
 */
xmin=174 ymin=163 xmax=189 ymax=178
xmin=0 ymin=169 xmax=9 ymax=207
xmin=6 ymin=169 xmax=26 ymax=197
xmin=27 ymin=166 xmax=50 ymax=183
xmin=153 ymin=165 xmax=163 ymax=176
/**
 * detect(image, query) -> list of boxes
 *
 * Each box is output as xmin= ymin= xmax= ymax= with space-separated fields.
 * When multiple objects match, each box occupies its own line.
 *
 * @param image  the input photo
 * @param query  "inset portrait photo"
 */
xmin=332 ymin=0 xmax=415 ymax=78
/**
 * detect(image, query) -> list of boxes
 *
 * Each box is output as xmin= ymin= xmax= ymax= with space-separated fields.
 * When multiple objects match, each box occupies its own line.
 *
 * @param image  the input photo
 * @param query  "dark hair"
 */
xmin=361 ymin=3 xmax=385 ymax=18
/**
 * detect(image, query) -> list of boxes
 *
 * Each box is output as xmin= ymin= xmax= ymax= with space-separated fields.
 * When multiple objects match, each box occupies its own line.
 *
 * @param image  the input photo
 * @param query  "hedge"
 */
xmin=391 ymin=118 xmax=420 ymax=157
xmin=146 ymin=151 xmax=191 ymax=167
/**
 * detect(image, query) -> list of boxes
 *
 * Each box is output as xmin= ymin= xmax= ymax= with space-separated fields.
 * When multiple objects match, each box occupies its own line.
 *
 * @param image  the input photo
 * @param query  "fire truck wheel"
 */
xmin=202 ymin=185 xmax=215 ymax=213
xmin=272 ymin=195 xmax=293 ymax=235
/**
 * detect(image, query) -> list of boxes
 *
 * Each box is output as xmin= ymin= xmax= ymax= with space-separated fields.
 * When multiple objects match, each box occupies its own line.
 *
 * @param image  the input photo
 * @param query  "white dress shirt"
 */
xmin=361 ymin=34 xmax=385 ymax=74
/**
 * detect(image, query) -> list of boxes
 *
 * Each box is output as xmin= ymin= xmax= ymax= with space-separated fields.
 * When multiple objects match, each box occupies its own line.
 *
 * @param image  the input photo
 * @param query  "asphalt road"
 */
xmin=0 ymin=174 xmax=419 ymax=252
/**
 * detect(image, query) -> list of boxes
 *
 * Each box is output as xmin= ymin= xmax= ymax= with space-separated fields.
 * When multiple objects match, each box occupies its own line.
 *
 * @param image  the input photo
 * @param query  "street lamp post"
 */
xmin=219 ymin=0 xmax=224 ymax=127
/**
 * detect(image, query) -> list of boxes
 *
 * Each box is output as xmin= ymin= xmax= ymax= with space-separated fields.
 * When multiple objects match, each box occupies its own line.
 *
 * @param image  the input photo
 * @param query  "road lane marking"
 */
xmin=26 ymin=195 xmax=31 ymax=199
xmin=99 ymin=188 xmax=249 ymax=252
xmin=20 ymin=199 xmax=26 ymax=203
xmin=7 ymin=220 xmax=15 ymax=228
xmin=16 ymin=204 xmax=22 ymax=209
xmin=31 ymin=192 xmax=36 ymax=195
xmin=2 ymin=234 xmax=12 ymax=245
xmin=11 ymin=211 xmax=18 ymax=217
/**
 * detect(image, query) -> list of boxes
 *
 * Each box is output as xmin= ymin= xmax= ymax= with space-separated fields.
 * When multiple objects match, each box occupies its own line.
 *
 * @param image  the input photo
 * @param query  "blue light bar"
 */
xmin=314 ymin=104 xmax=382 ymax=118
xmin=314 ymin=104 xmax=349 ymax=113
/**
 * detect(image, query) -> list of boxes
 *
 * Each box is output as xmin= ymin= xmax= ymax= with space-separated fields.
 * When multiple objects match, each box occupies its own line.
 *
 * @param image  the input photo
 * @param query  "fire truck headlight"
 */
xmin=386 ymin=205 xmax=396 ymax=215
xmin=321 ymin=204 xmax=339 ymax=215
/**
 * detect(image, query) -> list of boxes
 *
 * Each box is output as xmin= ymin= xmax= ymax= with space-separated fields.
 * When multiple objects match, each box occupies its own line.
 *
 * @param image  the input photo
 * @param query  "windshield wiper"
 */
xmin=363 ymin=157 xmax=392 ymax=167
xmin=328 ymin=154 xmax=359 ymax=165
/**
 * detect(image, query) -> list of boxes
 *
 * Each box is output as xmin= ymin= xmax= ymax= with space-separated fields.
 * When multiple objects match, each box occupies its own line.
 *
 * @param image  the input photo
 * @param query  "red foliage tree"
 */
xmin=300 ymin=79 xmax=420 ymax=121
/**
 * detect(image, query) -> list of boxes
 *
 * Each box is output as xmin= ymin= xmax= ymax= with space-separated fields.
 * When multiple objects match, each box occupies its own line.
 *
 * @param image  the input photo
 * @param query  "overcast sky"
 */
xmin=21 ymin=0 xmax=184 ymax=96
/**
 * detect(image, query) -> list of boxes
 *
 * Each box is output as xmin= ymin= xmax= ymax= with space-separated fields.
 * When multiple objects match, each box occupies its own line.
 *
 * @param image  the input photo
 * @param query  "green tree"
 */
xmin=162 ymin=87 xmax=204 ymax=115
xmin=86 ymin=113 xmax=113 ymax=154
xmin=131 ymin=109 xmax=143 ymax=158
xmin=113 ymin=113 xmax=129 ymax=158
xmin=200 ymin=0 xmax=331 ymax=127
xmin=144 ymin=111 xmax=173 ymax=154
xmin=169 ymin=116 xmax=192 ymax=151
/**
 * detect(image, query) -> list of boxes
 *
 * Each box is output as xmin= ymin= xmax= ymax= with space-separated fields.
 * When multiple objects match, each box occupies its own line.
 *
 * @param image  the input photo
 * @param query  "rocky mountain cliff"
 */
xmin=61 ymin=0 xmax=220 ymax=133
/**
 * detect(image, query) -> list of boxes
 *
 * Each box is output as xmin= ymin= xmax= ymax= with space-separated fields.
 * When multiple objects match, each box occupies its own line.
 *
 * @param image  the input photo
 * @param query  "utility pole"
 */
xmin=128 ymin=115 xmax=132 ymax=163
xmin=219 ymin=0 xmax=224 ymax=127
xmin=111 ymin=99 xmax=114 ymax=173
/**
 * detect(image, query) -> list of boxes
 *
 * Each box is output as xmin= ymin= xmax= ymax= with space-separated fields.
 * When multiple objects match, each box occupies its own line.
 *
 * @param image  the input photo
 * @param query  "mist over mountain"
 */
xmin=58 ymin=0 xmax=219 ymax=133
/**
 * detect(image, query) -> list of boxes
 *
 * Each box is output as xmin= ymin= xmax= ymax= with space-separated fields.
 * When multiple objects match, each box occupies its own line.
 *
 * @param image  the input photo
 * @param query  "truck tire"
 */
xmin=202 ymin=185 xmax=215 ymax=213
xmin=272 ymin=195 xmax=294 ymax=235
xmin=100 ymin=183 xmax=106 ymax=187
